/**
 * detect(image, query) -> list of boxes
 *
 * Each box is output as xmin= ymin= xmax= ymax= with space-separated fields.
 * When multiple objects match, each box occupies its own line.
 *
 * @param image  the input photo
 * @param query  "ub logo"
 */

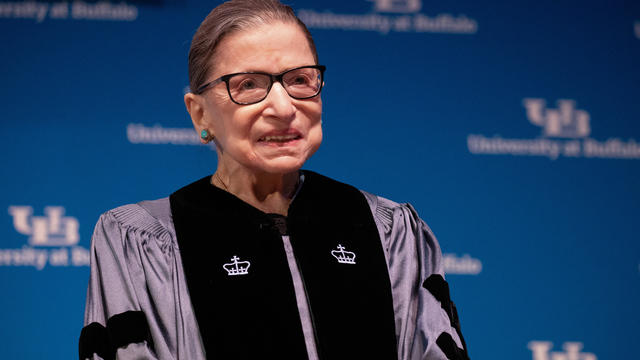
xmin=528 ymin=341 xmax=597 ymax=360
xmin=368 ymin=0 xmax=422 ymax=13
xmin=8 ymin=206 xmax=79 ymax=246
xmin=523 ymin=98 xmax=591 ymax=138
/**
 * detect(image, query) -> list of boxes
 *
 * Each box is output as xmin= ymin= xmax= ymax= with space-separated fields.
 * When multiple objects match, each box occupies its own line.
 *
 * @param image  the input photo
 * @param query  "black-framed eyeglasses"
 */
xmin=194 ymin=65 xmax=326 ymax=105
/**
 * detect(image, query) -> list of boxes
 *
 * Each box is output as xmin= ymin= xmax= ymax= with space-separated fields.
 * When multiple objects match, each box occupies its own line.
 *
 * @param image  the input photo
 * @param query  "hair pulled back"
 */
xmin=188 ymin=0 xmax=318 ymax=93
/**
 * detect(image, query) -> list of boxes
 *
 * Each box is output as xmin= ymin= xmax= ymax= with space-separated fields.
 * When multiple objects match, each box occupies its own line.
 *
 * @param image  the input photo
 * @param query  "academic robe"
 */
xmin=79 ymin=171 xmax=468 ymax=360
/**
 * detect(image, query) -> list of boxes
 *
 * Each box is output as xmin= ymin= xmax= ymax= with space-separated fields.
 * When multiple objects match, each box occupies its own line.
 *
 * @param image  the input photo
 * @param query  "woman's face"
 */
xmin=197 ymin=22 xmax=322 ymax=175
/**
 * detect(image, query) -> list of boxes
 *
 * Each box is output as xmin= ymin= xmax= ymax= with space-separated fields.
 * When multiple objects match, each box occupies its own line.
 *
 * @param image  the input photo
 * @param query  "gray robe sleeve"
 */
xmin=362 ymin=191 xmax=467 ymax=360
xmin=82 ymin=200 xmax=205 ymax=360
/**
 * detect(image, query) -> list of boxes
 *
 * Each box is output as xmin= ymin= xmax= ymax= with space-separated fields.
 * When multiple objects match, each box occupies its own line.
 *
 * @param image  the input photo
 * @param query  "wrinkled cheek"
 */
xmin=315 ymin=128 xmax=323 ymax=149
xmin=223 ymin=138 xmax=258 ymax=165
xmin=307 ymin=126 xmax=323 ymax=156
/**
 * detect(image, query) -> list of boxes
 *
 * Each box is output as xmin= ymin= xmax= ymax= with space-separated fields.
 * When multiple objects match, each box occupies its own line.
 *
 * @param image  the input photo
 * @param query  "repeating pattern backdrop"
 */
xmin=1 ymin=0 xmax=639 ymax=359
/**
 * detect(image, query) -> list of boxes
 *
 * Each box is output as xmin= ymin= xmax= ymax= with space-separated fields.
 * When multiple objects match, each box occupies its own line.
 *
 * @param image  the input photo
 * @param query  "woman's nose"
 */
xmin=263 ymin=82 xmax=296 ymax=120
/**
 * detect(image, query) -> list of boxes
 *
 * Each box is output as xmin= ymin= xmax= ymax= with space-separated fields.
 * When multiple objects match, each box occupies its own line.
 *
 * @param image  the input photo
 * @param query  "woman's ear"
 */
xmin=184 ymin=93 xmax=212 ymax=144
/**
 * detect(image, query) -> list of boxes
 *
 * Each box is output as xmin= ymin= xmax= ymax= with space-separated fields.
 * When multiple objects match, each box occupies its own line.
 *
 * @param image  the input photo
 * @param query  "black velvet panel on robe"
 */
xmin=170 ymin=171 xmax=397 ymax=359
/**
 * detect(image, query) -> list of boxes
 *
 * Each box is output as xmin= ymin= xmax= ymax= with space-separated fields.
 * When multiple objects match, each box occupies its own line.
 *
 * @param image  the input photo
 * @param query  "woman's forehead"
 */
xmin=210 ymin=22 xmax=315 ymax=75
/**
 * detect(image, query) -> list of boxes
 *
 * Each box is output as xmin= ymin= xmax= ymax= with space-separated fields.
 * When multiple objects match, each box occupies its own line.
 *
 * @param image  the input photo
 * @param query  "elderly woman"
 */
xmin=79 ymin=1 xmax=468 ymax=359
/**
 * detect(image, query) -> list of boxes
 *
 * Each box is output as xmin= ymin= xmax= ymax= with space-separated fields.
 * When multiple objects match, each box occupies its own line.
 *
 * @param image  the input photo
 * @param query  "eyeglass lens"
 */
xmin=228 ymin=67 xmax=322 ymax=104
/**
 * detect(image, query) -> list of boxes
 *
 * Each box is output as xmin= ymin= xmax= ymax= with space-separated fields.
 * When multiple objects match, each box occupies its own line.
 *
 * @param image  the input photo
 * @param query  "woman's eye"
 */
xmin=239 ymin=79 xmax=257 ymax=90
xmin=290 ymin=75 xmax=310 ymax=85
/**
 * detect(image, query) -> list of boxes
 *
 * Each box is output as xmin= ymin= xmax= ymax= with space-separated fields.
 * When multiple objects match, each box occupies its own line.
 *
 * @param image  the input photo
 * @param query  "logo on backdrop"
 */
xmin=369 ymin=0 xmax=421 ymax=13
xmin=297 ymin=0 xmax=477 ymax=35
xmin=1 ymin=206 xmax=90 ymax=270
xmin=524 ymin=99 xmax=590 ymax=138
xmin=0 ymin=1 xmax=138 ymax=23
xmin=9 ymin=206 xmax=79 ymax=246
xmin=528 ymin=341 xmax=597 ymax=360
xmin=635 ymin=21 xmax=640 ymax=39
xmin=443 ymin=253 xmax=482 ymax=275
xmin=127 ymin=123 xmax=213 ymax=147
xmin=127 ymin=123 xmax=198 ymax=145
xmin=467 ymin=98 xmax=640 ymax=160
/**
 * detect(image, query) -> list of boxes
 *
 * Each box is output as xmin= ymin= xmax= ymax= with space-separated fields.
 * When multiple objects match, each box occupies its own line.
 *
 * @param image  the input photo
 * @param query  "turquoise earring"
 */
xmin=200 ymin=129 xmax=209 ymax=141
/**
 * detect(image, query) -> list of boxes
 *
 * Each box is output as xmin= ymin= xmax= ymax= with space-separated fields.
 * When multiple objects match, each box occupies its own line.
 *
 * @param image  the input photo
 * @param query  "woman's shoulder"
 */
xmin=303 ymin=171 xmax=427 ymax=228
xmin=95 ymin=197 xmax=175 ymax=250
xmin=360 ymin=190 xmax=433 ymax=235
xmin=102 ymin=197 xmax=172 ymax=230
xmin=359 ymin=189 xmax=443 ymax=272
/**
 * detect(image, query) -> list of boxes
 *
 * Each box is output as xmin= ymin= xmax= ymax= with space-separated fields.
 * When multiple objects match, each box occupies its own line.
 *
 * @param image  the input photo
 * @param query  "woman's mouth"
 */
xmin=258 ymin=134 xmax=302 ymax=143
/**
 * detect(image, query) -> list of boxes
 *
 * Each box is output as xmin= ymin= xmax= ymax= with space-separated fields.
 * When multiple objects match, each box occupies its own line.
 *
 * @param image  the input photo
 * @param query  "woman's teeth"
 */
xmin=260 ymin=134 xmax=299 ymax=142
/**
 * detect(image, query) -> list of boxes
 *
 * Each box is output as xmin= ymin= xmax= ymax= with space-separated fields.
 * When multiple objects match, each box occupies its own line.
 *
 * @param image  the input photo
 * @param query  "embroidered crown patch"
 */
xmin=331 ymin=244 xmax=356 ymax=264
xmin=223 ymin=256 xmax=251 ymax=276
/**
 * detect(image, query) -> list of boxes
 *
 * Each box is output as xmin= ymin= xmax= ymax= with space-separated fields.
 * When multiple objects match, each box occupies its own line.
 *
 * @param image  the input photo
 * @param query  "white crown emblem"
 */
xmin=223 ymin=256 xmax=251 ymax=276
xmin=331 ymin=244 xmax=356 ymax=264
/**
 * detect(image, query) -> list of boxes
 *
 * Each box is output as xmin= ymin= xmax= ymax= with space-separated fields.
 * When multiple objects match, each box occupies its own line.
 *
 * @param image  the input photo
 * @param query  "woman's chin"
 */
xmin=253 ymin=156 xmax=307 ymax=175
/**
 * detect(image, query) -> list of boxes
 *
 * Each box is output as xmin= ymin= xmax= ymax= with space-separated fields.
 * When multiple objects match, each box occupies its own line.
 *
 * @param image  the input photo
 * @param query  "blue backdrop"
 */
xmin=1 ymin=0 xmax=638 ymax=359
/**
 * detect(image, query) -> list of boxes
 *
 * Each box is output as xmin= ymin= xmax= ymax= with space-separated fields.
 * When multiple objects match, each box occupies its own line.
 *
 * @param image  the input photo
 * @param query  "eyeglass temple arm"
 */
xmin=194 ymin=77 xmax=224 ymax=95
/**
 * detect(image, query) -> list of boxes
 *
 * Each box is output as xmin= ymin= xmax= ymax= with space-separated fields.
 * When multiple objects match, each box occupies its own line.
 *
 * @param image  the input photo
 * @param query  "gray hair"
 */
xmin=188 ymin=0 xmax=318 ymax=93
